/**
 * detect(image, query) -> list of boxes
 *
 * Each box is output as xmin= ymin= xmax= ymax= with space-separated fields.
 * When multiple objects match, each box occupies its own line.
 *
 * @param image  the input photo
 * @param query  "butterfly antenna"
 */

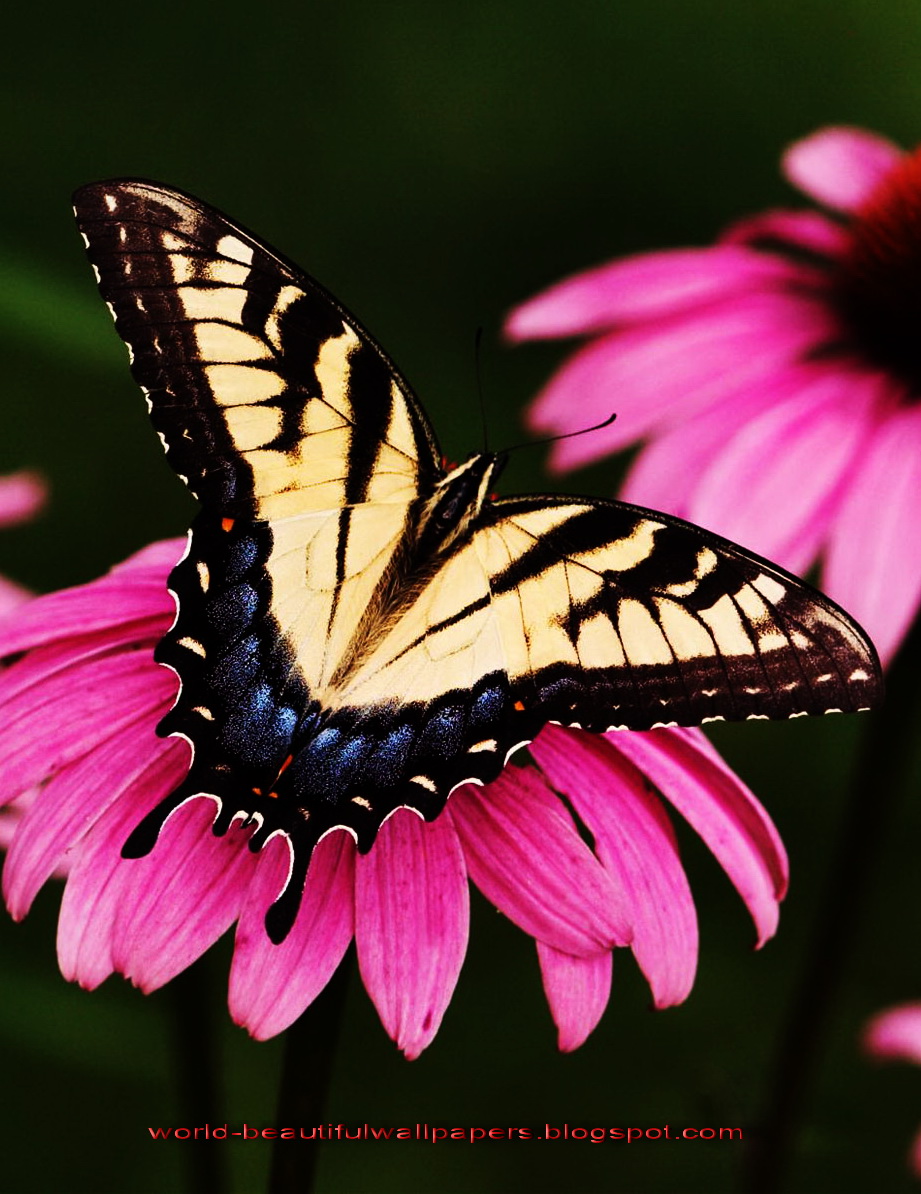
xmin=474 ymin=326 xmax=489 ymax=452
xmin=502 ymin=411 xmax=617 ymax=456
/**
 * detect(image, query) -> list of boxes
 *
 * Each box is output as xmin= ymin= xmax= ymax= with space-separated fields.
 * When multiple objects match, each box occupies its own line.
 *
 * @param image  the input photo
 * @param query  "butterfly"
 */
xmin=73 ymin=180 xmax=883 ymax=942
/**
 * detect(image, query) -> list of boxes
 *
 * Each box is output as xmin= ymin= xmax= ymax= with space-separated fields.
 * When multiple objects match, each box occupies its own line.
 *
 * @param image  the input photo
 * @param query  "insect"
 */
xmin=73 ymin=180 xmax=883 ymax=942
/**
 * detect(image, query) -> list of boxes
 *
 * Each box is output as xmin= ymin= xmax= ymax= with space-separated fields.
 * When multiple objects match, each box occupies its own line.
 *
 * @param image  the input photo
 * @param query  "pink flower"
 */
xmin=0 ymin=470 xmax=45 ymax=615
xmin=864 ymin=1004 xmax=921 ymax=1176
xmin=0 ymin=469 xmax=47 ymax=844
xmin=507 ymin=126 xmax=921 ymax=667
xmin=0 ymin=541 xmax=786 ymax=1057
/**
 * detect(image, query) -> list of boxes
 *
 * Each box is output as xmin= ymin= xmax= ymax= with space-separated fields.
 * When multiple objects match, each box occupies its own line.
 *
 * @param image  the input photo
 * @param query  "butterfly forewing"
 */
xmin=73 ymin=180 xmax=441 ymax=517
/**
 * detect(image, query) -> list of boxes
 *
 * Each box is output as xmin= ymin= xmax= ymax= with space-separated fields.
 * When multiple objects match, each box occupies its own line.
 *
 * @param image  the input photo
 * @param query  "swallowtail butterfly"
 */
xmin=73 ymin=180 xmax=883 ymax=941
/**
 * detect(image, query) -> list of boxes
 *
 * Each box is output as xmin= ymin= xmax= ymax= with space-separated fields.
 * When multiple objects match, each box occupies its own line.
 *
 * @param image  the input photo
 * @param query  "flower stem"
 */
xmin=268 ymin=953 xmax=351 ymax=1194
xmin=168 ymin=958 xmax=225 ymax=1194
xmin=743 ymin=620 xmax=921 ymax=1194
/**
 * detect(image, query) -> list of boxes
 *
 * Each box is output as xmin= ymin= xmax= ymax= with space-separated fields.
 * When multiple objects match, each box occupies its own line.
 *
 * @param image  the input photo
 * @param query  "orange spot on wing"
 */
xmin=252 ymin=787 xmax=263 ymax=796
xmin=222 ymin=517 xmax=235 ymax=532
xmin=514 ymin=700 xmax=525 ymax=712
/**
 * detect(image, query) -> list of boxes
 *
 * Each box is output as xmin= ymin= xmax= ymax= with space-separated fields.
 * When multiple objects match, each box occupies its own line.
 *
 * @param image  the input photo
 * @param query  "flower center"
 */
xmin=834 ymin=145 xmax=921 ymax=389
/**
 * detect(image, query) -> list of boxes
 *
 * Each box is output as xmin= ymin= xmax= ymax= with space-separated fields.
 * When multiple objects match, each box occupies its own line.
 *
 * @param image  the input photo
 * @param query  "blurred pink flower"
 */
xmin=864 ymin=1003 xmax=921 ymax=1176
xmin=0 ymin=541 xmax=786 ymax=1057
xmin=0 ymin=469 xmax=45 ymax=615
xmin=507 ymin=126 xmax=921 ymax=667
xmin=0 ymin=469 xmax=47 ymax=846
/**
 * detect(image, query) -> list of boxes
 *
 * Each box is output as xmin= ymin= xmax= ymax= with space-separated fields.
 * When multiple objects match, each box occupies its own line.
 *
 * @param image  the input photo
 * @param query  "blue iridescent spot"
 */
xmin=363 ymin=724 xmax=414 ymax=784
xmin=210 ymin=634 xmax=261 ymax=700
xmin=417 ymin=704 xmax=463 ymax=758
xmin=206 ymin=582 xmax=259 ymax=637
xmin=470 ymin=681 xmax=504 ymax=727
xmin=225 ymin=536 xmax=259 ymax=582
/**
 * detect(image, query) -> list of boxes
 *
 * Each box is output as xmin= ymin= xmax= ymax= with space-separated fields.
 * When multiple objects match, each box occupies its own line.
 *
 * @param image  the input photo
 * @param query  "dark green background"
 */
xmin=2 ymin=3 xmax=921 ymax=1191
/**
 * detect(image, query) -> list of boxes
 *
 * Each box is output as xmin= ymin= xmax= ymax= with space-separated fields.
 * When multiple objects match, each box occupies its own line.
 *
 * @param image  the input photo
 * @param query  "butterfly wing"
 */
xmin=319 ymin=493 xmax=882 ymax=828
xmin=73 ymin=179 xmax=442 ymax=847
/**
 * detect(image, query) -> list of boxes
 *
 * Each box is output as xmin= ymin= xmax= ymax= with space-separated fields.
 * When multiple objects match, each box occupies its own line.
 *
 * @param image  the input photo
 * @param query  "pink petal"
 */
xmin=609 ymin=728 xmax=788 ymax=946
xmin=619 ymin=385 xmax=776 ymax=517
xmin=355 ymin=809 xmax=468 ymax=1059
xmin=229 ymin=830 xmax=355 ymax=1041
xmin=504 ymin=247 xmax=816 ymax=340
xmin=783 ymin=127 xmax=903 ymax=212
xmin=111 ymin=800 xmax=261 ymax=991
xmin=0 ymin=649 xmax=175 ymax=802
xmin=530 ymin=291 xmax=836 ymax=472
xmin=0 ymin=579 xmax=173 ymax=658
xmin=0 ymin=576 xmax=32 ymax=616
xmin=537 ymin=943 xmax=612 ymax=1052
xmin=0 ymin=470 xmax=46 ymax=527
xmin=722 ymin=209 xmax=851 ymax=258
xmin=56 ymin=739 xmax=191 ymax=988
xmin=824 ymin=403 xmax=921 ymax=667
xmin=450 ymin=767 xmax=631 ymax=954
xmin=3 ymin=711 xmax=176 ymax=917
xmin=865 ymin=1003 xmax=921 ymax=1065
xmin=687 ymin=365 xmax=883 ymax=575
xmin=531 ymin=728 xmax=697 ymax=1007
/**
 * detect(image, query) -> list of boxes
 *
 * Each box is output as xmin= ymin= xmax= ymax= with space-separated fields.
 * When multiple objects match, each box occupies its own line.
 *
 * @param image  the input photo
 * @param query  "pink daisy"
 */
xmin=0 ymin=540 xmax=786 ymax=1058
xmin=864 ymin=1003 xmax=921 ymax=1176
xmin=507 ymin=126 xmax=921 ymax=667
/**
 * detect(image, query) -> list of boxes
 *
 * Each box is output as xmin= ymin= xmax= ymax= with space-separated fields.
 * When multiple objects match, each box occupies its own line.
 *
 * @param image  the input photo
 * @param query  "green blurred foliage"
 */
xmin=2 ymin=2 xmax=921 ymax=1191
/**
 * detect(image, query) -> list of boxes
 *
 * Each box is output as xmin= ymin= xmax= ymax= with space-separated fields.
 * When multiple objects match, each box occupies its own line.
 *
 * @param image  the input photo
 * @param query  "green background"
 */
xmin=2 ymin=2 xmax=921 ymax=1191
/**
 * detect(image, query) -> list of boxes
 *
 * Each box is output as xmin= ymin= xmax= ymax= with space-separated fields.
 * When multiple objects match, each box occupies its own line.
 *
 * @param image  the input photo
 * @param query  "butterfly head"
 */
xmin=415 ymin=452 xmax=506 ymax=559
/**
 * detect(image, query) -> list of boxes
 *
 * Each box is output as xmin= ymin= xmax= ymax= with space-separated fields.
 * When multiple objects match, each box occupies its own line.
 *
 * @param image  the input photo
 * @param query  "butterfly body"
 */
xmin=73 ymin=180 xmax=883 ymax=942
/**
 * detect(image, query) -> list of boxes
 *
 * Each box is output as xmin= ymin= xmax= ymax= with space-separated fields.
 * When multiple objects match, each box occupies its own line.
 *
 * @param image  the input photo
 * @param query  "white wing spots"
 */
xmin=816 ymin=673 xmax=833 ymax=683
xmin=265 ymin=285 xmax=305 ymax=351
xmin=752 ymin=573 xmax=788 ymax=606
xmin=196 ymin=560 xmax=210 ymax=591
xmin=216 ymin=234 xmax=254 ymax=265
xmin=468 ymin=738 xmax=498 ymax=753
xmin=105 ymin=300 xmax=117 ymax=323
xmin=177 ymin=636 xmax=207 ymax=657
xmin=410 ymin=775 xmax=438 ymax=792
xmin=104 ymin=192 xmax=117 ymax=212
xmin=504 ymin=739 xmax=532 ymax=764
xmin=790 ymin=630 xmax=812 ymax=650
xmin=205 ymin=363 xmax=285 ymax=406
xmin=850 ymin=668 xmax=870 ymax=681
xmin=192 ymin=706 xmax=215 ymax=720
xmin=351 ymin=795 xmax=372 ymax=809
